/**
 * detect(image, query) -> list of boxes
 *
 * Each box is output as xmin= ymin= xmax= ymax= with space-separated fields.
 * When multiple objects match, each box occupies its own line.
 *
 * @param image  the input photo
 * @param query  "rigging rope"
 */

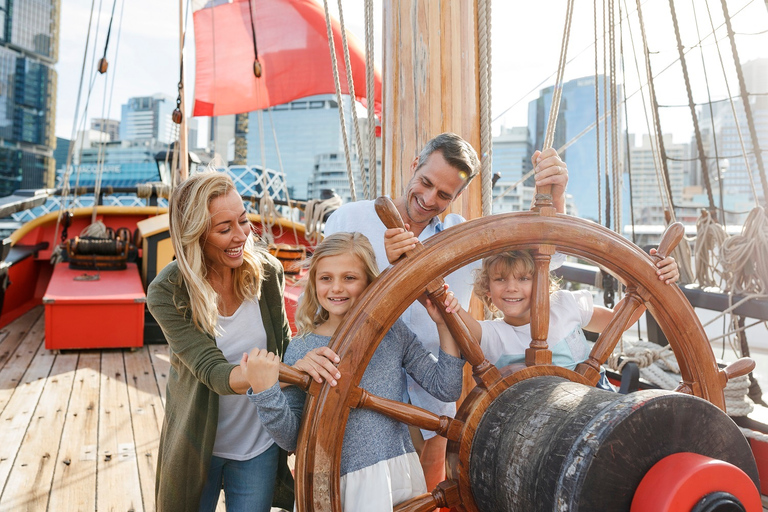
xmin=721 ymin=206 xmax=768 ymax=295
xmin=635 ymin=0 xmax=677 ymax=221
xmin=256 ymin=110 xmax=280 ymax=245
xmin=304 ymin=195 xmax=343 ymax=246
xmin=702 ymin=0 xmax=760 ymax=205
xmin=335 ymin=0 xmax=368 ymax=200
xmin=594 ymin=0 xmax=603 ymax=226
xmin=321 ymin=0 xmax=356 ymax=202
xmin=695 ymin=210 xmax=728 ymax=288
xmin=718 ymin=0 xmax=768 ymax=207
xmin=479 ymin=0 xmax=493 ymax=217
xmin=364 ymin=0 xmax=377 ymax=198
xmin=543 ymin=0 xmax=576 ymax=151
xmin=266 ymin=108 xmax=301 ymax=247
xmin=667 ymin=0 xmax=716 ymax=215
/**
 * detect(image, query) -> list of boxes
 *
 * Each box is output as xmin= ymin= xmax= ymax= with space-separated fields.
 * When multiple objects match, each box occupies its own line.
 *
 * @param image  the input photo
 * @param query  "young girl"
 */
xmin=242 ymin=232 xmax=465 ymax=511
xmin=456 ymin=250 xmax=676 ymax=378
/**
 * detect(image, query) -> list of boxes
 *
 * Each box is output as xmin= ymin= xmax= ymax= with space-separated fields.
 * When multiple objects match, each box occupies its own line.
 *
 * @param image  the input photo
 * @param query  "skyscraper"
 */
xmin=528 ymin=75 xmax=623 ymax=224
xmin=245 ymin=94 xmax=360 ymax=200
xmin=625 ymin=134 xmax=687 ymax=226
xmin=694 ymin=59 xmax=768 ymax=208
xmin=91 ymin=118 xmax=120 ymax=141
xmin=0 ymin=0 xmax=60 ymax=196
xmin=491 ymin=127 xmax=533 ymax=214
xmin=119 ymin=94 xmax=176 ymax=144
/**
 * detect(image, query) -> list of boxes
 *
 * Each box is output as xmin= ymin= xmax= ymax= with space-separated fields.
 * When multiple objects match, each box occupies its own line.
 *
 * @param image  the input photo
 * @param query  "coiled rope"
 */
xmin=606 ymin=339 xmax=753 ymax=416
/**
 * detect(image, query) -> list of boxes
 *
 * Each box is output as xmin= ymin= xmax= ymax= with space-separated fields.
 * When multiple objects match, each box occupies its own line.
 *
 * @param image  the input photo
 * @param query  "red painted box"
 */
xmin=43 ymin=263 xmax=145 ymax=349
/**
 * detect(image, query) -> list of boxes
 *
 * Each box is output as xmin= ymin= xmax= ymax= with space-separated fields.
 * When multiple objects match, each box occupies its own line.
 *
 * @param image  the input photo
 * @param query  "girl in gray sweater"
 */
xmin=242 ymin=232 xmax=465 ymax=511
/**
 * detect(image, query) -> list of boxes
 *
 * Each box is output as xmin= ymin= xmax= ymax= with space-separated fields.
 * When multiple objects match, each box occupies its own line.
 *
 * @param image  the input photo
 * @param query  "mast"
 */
xmin=381 ymin=0 xmax=484 ymax=221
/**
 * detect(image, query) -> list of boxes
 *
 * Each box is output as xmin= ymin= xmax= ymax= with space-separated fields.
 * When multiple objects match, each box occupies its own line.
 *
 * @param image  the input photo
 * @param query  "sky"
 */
xmin=55 ymin=0 xmax=768 ymax=147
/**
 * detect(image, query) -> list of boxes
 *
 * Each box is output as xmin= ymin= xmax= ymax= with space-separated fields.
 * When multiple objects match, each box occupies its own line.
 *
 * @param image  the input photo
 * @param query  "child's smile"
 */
xmin=315 ymin=253 xmax=371 ymax=327
xmin=488 ymin=272 xmax=533 ymax=326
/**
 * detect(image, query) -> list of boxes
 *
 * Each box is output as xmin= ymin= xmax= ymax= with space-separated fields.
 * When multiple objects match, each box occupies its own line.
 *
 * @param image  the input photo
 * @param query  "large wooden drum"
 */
xmin=469 ymin=376 xmax=758 ymax=512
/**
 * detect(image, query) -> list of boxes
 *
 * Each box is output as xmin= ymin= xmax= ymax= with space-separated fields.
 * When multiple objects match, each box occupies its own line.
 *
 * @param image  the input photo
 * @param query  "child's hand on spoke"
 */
xmin=244 ymin=348 xmax=280 ymax=394
xmin=293 ymin=347 xmax=341 ymax=386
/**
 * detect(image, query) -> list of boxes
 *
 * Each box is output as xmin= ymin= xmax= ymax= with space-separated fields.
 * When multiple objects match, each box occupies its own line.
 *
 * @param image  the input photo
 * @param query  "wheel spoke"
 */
xmin=393 ymin=480 xmax=462 ymax=512
xmin=349 ymin=386 xmax=464 ymax=441
xmin=526 ymin=247 xmax=554 ymax=366
xmin=576 ymin=289 xmax=645 ymax=384
xmin=278 ymin=363 xmax=312 ymax=391
xmin=375 ymin=196 xmax=501 ymax=388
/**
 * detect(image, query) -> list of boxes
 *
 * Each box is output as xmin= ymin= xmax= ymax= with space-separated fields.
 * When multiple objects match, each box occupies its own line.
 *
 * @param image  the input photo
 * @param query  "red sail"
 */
xmin=193 ymin=0 xmax=381 ymax=117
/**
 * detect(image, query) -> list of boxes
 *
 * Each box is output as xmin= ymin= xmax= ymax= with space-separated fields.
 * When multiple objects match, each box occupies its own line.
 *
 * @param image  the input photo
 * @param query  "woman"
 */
xmin=148 ymin=171 xmax=330 ymax=511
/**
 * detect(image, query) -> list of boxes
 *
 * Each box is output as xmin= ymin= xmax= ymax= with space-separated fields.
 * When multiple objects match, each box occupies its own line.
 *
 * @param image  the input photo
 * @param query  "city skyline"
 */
xmin=55 ymin=1 xmax=768 ymax=149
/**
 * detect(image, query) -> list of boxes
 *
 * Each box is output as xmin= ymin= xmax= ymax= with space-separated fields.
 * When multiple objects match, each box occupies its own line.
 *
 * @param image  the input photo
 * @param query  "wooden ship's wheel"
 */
xmin=280 ymin=198 xmax=760 ymax=512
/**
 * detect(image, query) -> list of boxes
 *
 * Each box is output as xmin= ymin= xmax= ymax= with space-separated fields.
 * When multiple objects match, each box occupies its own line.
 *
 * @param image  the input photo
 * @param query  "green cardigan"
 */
xmin=147 ymin=254 xmax=292 ymax=512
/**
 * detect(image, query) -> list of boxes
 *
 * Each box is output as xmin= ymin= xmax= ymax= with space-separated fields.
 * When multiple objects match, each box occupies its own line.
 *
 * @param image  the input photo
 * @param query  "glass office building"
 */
xmin=0 ymin=0 xmax=59 ymax=196
xmin=528 ymin=75 xmax=622 ymax=223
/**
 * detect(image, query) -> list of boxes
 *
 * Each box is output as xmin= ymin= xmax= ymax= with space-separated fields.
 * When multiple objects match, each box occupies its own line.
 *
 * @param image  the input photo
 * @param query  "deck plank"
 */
xmin=48 ymin=352 xmax=101 ymax=512
xmin=0 ymin=307 xmax=43 ymax=372
xmin=0 ymin=312 xmax=46 ymax=415
xmin=0 ymin=338 xmax=56 ymax=497
xmin=124 ymin=348 xmax=165 ymax=511
xmin=97 ymin=351 xmax=144 ymax=512
xmin=0 ymin=352 xmax=78 ymax=511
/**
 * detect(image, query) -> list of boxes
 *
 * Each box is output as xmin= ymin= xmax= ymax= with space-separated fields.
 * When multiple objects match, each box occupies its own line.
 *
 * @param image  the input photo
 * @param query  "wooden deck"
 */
xmin=0 ymin=306 xmax=171 ymax=511
xmin=2 ymin=306 xmax=767 ymax=511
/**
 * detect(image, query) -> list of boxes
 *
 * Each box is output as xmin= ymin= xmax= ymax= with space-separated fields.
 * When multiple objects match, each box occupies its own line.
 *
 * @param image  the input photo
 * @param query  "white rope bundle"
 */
xmin=607 ymin=339 xmax=754 ymax=416
xmin=304 ymin=195 xmax=342 ymax=246
xmin=721 ymin=206 xmax=768 ymax=295
xmin=724 ymin=374 xmax=754 ymax=417
xmin=695 ymin=210 xmax=728 ymax=288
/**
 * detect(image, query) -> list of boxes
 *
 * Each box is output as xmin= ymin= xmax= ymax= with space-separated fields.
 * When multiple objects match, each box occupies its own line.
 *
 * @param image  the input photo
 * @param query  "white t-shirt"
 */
xmin=213 ymin=298 xmax=275 ymax=460
xmin=480 ymin=289 xmax=593 ymax=371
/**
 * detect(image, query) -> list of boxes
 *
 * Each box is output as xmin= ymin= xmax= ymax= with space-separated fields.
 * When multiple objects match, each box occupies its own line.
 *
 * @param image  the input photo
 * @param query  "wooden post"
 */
xmin=381 ymin=0 xmax=482 ymax=222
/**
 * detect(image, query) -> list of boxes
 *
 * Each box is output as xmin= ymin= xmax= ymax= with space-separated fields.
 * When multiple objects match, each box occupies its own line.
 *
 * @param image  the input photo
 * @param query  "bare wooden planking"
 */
xmin=124 ymin=349 xmax=165 ymax=512
xmin=0 ymin=353 xmax=78 ymax=511
xmin=0 ymin=307 xmax=43 ymax=372
xmin=0 ymin=312 xmax=46 ymax=414
xmin=0 ymin=336 xmax=56 ymax=494
xmin=48 ymin=352 xmax=101 ymax=512
xmin=97 ymin=351 xmax=144 ymax=512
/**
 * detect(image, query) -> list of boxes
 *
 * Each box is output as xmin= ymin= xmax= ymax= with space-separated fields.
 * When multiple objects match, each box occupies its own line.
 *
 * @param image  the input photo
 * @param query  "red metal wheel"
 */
xmin=631 ymin=452 xmax=762 ymax=512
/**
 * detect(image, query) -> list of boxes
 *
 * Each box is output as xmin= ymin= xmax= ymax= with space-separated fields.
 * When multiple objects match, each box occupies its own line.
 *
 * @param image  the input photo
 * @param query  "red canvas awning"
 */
xmin=193 ymin=0 xmax=381 ymax=117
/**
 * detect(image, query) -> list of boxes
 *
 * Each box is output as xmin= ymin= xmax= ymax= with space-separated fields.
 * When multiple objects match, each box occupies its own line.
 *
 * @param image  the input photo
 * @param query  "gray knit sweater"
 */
xmin=247 ymin=318 xmax=464 ymax=475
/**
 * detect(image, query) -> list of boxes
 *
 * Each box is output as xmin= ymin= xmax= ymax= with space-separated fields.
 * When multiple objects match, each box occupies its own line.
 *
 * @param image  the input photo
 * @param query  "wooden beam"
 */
xmin=382 ymin=0 xmax=482 ymax=222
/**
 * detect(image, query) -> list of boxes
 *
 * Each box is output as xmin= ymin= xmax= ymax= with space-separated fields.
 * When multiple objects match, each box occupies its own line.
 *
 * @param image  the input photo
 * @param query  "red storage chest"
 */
xmin=43 ymin=263 xmax=145 ymax=349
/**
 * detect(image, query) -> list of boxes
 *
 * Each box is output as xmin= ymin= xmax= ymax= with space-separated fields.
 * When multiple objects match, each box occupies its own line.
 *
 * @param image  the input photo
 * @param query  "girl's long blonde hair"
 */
xmin=169 ymin=170 xmax=266 ymax=336
xmin=295 ymin=232 xmax=379 ymax=337
xmin=473 ymin=250 xmax=560 ymax=313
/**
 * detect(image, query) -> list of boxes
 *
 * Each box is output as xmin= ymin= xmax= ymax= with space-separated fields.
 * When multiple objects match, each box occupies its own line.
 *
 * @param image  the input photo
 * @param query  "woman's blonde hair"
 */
xmin=295 ymin=232 xmax=379 ymax=337
xmin=473 ymin=250 xmax=560 ymax=312
xmin=169 ymin=170 xmax=265 ymax=336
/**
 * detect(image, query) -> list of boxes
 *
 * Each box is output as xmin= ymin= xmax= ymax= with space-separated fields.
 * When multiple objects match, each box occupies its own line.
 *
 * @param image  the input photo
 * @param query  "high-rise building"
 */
xmin=528 ymin=75 xmax=622 ymax=224
xmin=491 ymin=127 xmax=533 ymax=214
xmin=0 ymin=0 xmax=60 ymax=196
xmin=693 ymin=59 xmax=768 ymax=209
xmin=245 ymin=94 xmax=361 ymax=200
xmin=625 ymin=134 xmax=687 ymax=226
xmin=91 ymin=118 xmax=120 ymax=141
xmin=119 ymin=94 xmax=176 ymax=144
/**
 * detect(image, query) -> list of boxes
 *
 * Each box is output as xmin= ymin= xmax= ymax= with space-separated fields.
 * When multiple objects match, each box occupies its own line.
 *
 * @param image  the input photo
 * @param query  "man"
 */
xmin=323 ymin=132 xmax=570 ymax=491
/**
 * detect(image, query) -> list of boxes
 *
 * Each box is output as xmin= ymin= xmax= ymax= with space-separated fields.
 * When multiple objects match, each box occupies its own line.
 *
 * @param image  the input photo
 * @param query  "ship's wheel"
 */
xmin=279 ymin=198 xmax=759 ymax=512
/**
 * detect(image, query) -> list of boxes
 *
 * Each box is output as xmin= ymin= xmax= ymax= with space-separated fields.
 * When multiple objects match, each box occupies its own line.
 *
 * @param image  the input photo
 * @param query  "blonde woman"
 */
xmin=148 ymin=171 xmax=334 ymax=512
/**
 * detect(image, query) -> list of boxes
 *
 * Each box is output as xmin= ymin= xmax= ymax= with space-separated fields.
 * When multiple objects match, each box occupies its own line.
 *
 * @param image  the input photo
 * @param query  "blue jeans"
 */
xmin=198 ymin=443 xmax=279 ymax=512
